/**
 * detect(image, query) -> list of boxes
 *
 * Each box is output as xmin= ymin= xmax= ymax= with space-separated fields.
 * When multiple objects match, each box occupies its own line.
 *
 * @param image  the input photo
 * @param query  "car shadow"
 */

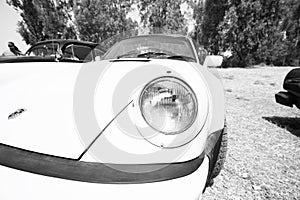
xmin=263 ymin=116 xmax=300 ymax=138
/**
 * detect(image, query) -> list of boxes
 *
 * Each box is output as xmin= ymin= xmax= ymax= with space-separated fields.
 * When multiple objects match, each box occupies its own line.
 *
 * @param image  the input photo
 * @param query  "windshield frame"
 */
xmin=25 ymin=41 xmax=60 ymax=57
xmin=102 ymin=35 xmax=199 ymax=63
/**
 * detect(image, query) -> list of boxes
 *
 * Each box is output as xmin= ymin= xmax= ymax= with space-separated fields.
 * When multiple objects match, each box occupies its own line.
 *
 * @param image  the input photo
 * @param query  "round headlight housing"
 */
xmin=139 ymin=77 xmax=197 ymax=135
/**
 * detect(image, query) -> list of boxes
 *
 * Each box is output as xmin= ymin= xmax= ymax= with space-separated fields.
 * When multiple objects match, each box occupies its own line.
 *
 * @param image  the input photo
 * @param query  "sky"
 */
xmin=0 ymin=1 xmax=29 ymax=54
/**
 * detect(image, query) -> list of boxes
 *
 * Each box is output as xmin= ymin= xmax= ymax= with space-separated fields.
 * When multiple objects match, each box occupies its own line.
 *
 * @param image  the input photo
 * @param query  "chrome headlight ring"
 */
xmin=139 ymin=76 xmax=198 ymax=135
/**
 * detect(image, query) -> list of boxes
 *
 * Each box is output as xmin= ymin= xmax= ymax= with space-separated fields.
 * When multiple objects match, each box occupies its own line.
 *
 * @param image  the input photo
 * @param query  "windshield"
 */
xmin=63 ymin=44 xmax=94 ymax=61
xmin=102 ymin=35 xmax=197 ymax=62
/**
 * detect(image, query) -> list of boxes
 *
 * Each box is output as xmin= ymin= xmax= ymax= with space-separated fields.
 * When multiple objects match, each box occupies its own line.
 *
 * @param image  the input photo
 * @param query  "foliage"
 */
xmin=280 ymin=0 xmax=300 ymax=65
xmin=218 ymin=0 xmax=287 ymax=67
xmin=188 ymin=0 xmax=205 ymax=43
xmin=190 ymin=0 xmax=299 ymax=67
xmin=191 ymin=0 xmax=227 ymax=54
xmin=74 ymin=0 xmax=138 ymax=44
xmin=7 ymin=0 xmax=300 ymax=66
xmin=137 ymin=0 xmax=188 ymax=34
xmin=7 ymin=0 xmax=77 ymax=45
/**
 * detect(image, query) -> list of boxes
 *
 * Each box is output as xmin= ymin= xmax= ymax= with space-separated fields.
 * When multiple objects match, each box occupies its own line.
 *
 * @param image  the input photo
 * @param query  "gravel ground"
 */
xmin=202 ymin=67 xmax=300 ymax=200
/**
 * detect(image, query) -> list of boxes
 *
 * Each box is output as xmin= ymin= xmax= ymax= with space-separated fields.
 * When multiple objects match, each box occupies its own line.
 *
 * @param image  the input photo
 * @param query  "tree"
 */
xmin=7 ymin=0 xmax=77 ymax=45
xmin=138 ymin=0 xmax=187 ymax=34
xmin=218 ymin=0 xmax=286 ymax=67
xmin=74 ymin=0 xmax=138 ymax=44
xmin=191 ymin=0 xmax=227 ymax=54
xmin=188 ymin=0 xmax=205 ymax=43
xmin=281 ymin=0 xmax=300 ymax=65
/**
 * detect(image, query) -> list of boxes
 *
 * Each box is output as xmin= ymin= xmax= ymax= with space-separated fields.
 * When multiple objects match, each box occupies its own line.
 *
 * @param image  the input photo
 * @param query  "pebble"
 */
xmin=252 ymin=185 xmax=262 ymax=191
xmin=277 ymin=153 xmax=284 ymax=158
xmin=241 ymin=172 xmax=250 ymax=179
xmin=254 ymin=80 xmax=265 ymax=85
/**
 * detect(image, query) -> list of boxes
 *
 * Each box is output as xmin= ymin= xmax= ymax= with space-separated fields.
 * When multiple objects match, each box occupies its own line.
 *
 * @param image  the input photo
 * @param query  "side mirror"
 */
xmin=203 ymin=55 xmax=223 ymax=68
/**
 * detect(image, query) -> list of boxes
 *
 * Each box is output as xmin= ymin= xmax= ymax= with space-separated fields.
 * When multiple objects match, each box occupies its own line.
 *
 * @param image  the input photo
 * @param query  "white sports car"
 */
xmin=0 ymin=34 xmax=227 ymax=200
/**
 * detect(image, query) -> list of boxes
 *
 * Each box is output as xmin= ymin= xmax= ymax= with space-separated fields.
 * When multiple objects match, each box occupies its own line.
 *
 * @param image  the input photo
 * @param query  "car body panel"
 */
xmin=0 ymin=62 xmax=84 ymax=159
xmin=0 ymin=156 xmax=208 ymax=200
xmin=275 ymin=68 xmax=300 ymax=109
xmin=0 ymin=58 xmax=224 ymax=164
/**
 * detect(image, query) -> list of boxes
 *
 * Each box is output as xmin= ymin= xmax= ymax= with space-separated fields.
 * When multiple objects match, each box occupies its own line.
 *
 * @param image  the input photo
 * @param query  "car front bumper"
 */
xmin=275 ymin=91 xmax=300 ymax=109
xmin=0 ymin=144 xmax=209 ymax=200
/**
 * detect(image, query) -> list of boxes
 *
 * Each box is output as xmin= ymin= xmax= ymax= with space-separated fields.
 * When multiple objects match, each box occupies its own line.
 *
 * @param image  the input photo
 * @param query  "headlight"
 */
xmin=139 ymin=77 xmax=197 ymax=135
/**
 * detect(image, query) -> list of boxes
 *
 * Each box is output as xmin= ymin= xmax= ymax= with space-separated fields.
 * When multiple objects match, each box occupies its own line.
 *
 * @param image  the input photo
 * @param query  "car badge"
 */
xmin=8 ymin=108 xmax=27 ymax=120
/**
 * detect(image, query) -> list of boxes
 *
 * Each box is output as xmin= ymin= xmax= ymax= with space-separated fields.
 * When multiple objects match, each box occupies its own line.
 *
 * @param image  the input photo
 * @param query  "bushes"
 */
xmin=194 ymin=0 xmax=300 ymax=67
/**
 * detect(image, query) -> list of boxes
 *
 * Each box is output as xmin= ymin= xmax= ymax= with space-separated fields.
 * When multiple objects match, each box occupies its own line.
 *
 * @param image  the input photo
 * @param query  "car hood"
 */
xmin=0 ymin=59 xmax=206 ymax=160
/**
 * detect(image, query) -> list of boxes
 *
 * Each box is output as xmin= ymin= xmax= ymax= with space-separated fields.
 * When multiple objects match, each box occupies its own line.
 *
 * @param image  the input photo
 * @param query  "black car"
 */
xmin=275 ymin=68 xmax=300 ymax=109
xmin=0 ymin=39 xmax=106 ymax=63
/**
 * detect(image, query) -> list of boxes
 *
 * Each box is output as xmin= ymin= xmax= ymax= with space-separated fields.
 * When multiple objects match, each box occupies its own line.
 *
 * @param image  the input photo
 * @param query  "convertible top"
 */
xmin=29 ymin=39 xmax=99 ymax=47
xmin=25 ymin=39 xmax=103 ymax=55
xmin=0 ymin=39 xmax=106 ymax=63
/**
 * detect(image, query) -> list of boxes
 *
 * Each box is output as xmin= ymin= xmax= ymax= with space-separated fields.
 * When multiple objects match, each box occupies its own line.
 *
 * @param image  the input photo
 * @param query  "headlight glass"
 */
xmin=140 ymin=77 xmax=197 ymax=134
